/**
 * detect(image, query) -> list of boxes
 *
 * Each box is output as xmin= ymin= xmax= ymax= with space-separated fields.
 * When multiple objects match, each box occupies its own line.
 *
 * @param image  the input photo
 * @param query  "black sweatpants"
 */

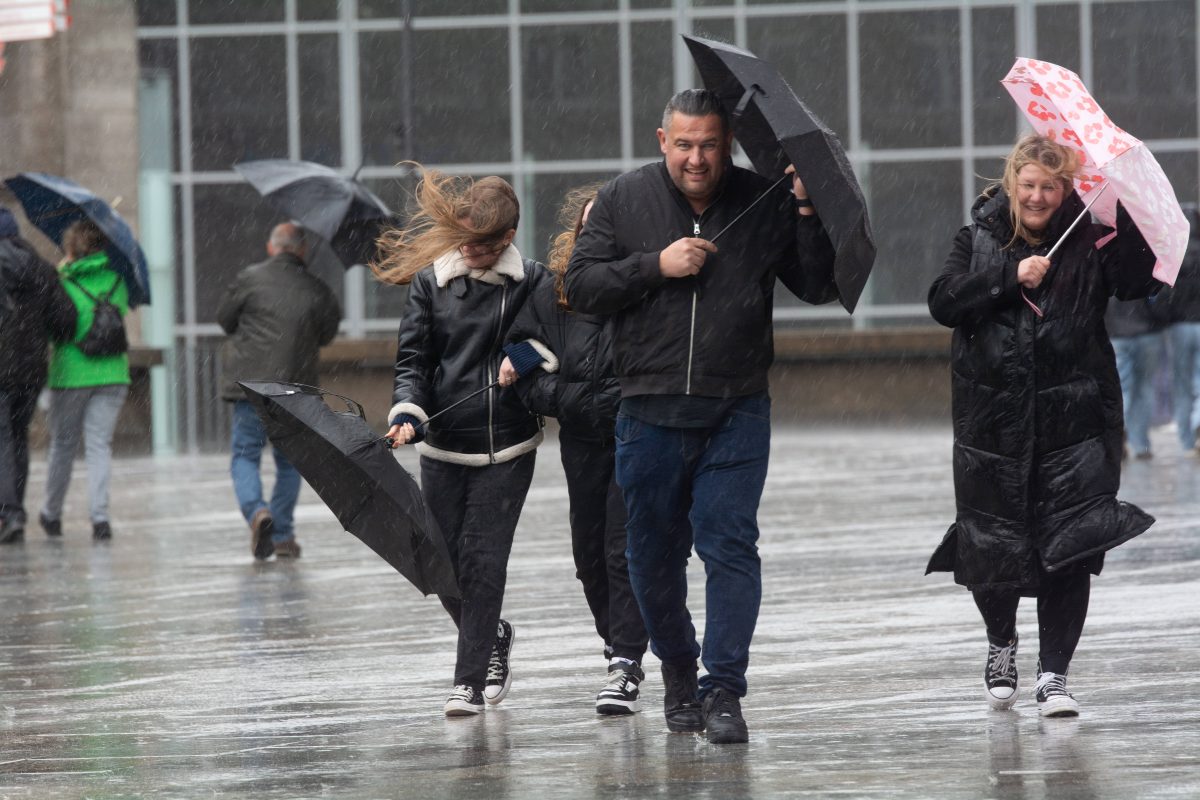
xmin=559 ymin=430 xmax=648 ymax=664
xmin=0 ymin=384 xmax=41 ymax=523
xmin=422 ymin=451 xmax=536 ymax=690
xmin=972 ymin=571 xmax=1091 ymax=675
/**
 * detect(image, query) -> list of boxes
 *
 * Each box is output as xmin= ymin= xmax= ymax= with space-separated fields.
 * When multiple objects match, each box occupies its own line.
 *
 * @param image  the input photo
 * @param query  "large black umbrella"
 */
xmin=233 ymin=159 xmax=393 ymax=268
xmin=683 ymin=34 xmax=875 ymax=313
xmin=239 ymin=381 xmax=459 ymax=599
xmin=4 ymin=172 xmax=152 ymax=306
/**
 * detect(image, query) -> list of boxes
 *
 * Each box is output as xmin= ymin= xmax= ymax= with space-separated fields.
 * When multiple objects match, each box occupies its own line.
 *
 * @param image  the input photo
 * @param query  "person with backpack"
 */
xmin=0 ymin=208 xmax=78 ymax=543
xmin=39 ymin=219 xmax=131 ymax=541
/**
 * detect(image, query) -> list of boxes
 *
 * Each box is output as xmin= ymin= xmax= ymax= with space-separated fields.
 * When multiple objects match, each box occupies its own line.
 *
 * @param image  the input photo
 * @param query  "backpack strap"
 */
xmin=68 ymin=275 xmax=121 ymax=303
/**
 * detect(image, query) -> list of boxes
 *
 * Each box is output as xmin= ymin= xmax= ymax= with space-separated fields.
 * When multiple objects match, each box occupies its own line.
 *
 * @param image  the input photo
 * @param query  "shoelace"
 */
xmin=987 ymin=641 xmax=1018 ymax=683
xmin=1036 ymin=673 xmax=1072 ymax=699
xmin=603 ymin=671 xmax=636 ymax=694
xmin=711 ymin=692 xmax=740 ymax=718
xmin=448 ymin=685 xmax=476 ymax=702
xmin=486 ymin=646 xmax=506 ymax=682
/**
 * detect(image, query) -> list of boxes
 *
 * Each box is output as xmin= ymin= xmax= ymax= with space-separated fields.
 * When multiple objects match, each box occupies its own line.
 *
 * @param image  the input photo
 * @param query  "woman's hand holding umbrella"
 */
xmin=1018 ymin=255 xmax=1051 ymax=289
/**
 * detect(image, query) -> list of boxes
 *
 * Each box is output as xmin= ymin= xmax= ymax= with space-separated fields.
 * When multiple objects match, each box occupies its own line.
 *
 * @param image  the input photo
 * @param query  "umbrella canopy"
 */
xmin=239 ymin=380 xmax=459 ymax=599
xmin=1002 ymin=57 xmax=1188 ymax=285
xmin=683 ymin=34 xmax=875 ymax=313
xmin=234 ymin=159 xmax=393 ymax=268
xmin=3 ymin=172 xmax=151 ymax=306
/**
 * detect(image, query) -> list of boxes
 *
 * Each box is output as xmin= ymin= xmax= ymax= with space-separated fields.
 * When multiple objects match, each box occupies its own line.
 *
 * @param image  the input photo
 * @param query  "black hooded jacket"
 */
xmin=926 ymin=187 xmax=1158 ymax=592
xmin=1161 ymin=203 xmax=1200 ymax=323
xmin=563 ymin=161 xmax=838 ymax=399
xmin=0 ymin=236 xmax=77 ymax=389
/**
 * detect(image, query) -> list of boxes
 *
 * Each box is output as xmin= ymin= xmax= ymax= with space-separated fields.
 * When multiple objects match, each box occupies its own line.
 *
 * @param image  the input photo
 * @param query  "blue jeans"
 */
xmin=230 ymin=400 xmax=300 ymax=541
xmin=614 ymin=393 xmax=771 ymax=698
xmin=1112 ymin=333 xmax=1164 ymax=456
xmin=1168 ymin=323 xmax=1200 ymax=450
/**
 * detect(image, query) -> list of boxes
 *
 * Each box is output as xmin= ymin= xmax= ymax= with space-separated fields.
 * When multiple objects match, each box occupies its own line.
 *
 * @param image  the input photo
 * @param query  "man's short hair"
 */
xmin=269 ymin=222 xmax=306 ymax=255
xmin=661 ymin=89 xmax=729 ymax=135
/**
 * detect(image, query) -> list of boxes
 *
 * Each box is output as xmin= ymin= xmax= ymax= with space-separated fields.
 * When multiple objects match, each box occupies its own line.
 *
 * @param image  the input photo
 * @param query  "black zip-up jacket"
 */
xmin=563 ymin=161 xmax=838 ymax=399
xmin=506 ymin=276 xmax=620 ymax=443
xmin=0 ymin=236 xmax=77 ymax=389
xmin=1162 ymin=203 xmax=1200 ymax=323
xmin=390 ymin=252 xmax=550 ymax=465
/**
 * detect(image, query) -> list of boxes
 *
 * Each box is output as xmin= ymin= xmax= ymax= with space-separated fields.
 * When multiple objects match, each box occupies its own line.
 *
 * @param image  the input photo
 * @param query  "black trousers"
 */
xmin=0 ymin=384 xmax=41 ymax=523
xmin=559 ymin=430 xmax=648 ymax=664
xmin=422 ymin=451 xmax=536 ymax=690
xmin=973 ymin=571 xmax=1091 ymax=675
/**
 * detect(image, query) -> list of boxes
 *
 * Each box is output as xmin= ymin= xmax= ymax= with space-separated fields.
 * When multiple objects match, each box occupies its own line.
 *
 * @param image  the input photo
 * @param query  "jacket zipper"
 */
xmin=686 ymin=217 xmax=702 ymax=395
xmin=487 ymin=282 xmax=508 ymax=462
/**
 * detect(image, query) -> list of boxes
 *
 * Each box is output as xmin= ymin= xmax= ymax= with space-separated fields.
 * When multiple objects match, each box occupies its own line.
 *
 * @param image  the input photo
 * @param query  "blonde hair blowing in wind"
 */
xmin=546 ymin=182 xmax=605 ymax=309
xmin=371 ymin=166 xmax=520 ymax=285
xmin=998 ymin=133 xmax=1082 ymax=247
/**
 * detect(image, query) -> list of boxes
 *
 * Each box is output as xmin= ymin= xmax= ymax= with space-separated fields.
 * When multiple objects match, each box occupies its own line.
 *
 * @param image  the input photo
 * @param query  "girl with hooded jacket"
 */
xmin=499 ymin=186 xmax=649 ymax=716
xmin=40 ymin=220 xmax=130 ymax=542
xmin=375 ymin=169 xmax=552 ymax=717
xmin=927 ymin=133 xmax=1159 ymax=718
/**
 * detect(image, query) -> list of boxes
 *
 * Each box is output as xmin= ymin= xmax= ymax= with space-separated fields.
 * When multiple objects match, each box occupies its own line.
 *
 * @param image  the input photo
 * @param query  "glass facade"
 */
xmin=136 ymin=0 xmax=1200 ymax=447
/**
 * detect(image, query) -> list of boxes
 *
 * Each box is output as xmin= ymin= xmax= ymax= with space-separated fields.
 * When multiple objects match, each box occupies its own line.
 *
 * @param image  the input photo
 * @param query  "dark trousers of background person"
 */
xmin=558 ymin=429 xmax=649 ymax=665
xmin=423 ymin=451 xmax=536 ymax=690
xmin=972 ymin=572 xmax=1091 ymax=674
xmin=0 ymin=384 xmax=41 ymax=524
xmin=615 ymin=392 xmax=772 ymax=699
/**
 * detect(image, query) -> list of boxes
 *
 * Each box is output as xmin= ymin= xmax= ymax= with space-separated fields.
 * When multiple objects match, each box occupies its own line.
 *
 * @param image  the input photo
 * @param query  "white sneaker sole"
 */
xmin=444 ymin=701 xmax=484 ymax=717
xmin=986 ymin=682 xmax=1019 ymax=711
xmin=1039 ymin=696 xmax=1080 ymax=717
xmin=596 ymin=697 xmax=641 ymax=715
xmin=483 ymin=627 xmax=515 ymax=706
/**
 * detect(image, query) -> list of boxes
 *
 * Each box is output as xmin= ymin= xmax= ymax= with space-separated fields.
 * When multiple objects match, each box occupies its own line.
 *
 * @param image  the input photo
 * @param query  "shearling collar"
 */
xmin=432 ymin=244 xmax=525 ymax=288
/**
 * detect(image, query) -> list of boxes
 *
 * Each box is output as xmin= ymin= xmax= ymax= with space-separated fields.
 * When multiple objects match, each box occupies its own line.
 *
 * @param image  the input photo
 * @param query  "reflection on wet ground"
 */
xmin=1 ymin=425 xmax=1197 ymax=798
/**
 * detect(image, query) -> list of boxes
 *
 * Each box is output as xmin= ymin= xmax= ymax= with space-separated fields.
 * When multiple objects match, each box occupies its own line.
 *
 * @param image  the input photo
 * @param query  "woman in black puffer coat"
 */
xmin=927 ymin=134 xmax=1159 ymax=719
xmin=500 ymin=186 xmax=649 ymax=716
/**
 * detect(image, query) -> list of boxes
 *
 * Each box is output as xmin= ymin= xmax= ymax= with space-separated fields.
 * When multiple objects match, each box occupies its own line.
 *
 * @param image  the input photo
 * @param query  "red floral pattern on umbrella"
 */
xmin=1002 ymin=57 xmax=1188 ymax=285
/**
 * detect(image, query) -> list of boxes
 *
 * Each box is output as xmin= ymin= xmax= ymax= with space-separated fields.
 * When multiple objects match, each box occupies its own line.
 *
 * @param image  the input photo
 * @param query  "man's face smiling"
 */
xmin=657 ymin=112 xmax=731 ymax=211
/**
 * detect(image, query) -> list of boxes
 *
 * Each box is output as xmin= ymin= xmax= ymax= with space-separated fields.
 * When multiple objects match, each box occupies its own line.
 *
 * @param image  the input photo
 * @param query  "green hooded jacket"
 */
xmin=48 ymin=251 xmax=131 ymax=389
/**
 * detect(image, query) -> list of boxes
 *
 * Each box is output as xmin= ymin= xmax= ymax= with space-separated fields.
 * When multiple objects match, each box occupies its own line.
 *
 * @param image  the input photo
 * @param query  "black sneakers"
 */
xmin=1035 ymin=669 xmax=1080 ymax=717
xmin=483 ymin=619 xmax=514 ymax=705
xmin=92 ymin=521 xmax=112 ymax=541
xmin=661 ymin=661 xmax=704 ymax=733
xmin=39 ymin=513 xmax=62 ymax=538
xmin=596 ymin=662 xmax=643 ymax=715
xmin=702 ymin=688 xmax=749 ymax=744
xmin=0 ymin=517 xmax=24 ymax=544
xmin=444 ymin=684 xmax=485 ymax=716
xmin=984 ymin=634 xmax=1019 ymax=710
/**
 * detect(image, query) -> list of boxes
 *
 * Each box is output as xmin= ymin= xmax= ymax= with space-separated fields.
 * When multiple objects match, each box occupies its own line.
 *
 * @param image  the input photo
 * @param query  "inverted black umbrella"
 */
xmin=3 ymin=172 xmax=152 ymax=306
xmin=234 ymin=159 xmax=393 ymax=268
xmin=683 ymin=34 xmax=875 ymax=313
xmin=239 ymin=380 xmax=459 ymax=599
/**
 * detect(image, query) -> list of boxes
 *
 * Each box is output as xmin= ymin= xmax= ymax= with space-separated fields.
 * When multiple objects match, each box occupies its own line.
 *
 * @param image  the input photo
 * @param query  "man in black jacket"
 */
xmin=564 ymin=89 xmax=838 ymax=743
xmin=0 ymin=207 xmax=77 ymax=543
xmin=217 ymin=222 xmax=341 ymax=560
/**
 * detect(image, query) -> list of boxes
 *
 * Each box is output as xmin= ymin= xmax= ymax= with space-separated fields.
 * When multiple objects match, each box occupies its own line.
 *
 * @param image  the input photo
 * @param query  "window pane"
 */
xmin=299 ymin=34 xmax=342 ymax=165
xmin=1034 ymin=5 xmax=1081 ymax=76
xmin=1155 ymin=151 xmax=1199 ymax=210
xmin=973 ymin=157 xmax=1006 ymax=198
xmin=297 ymin=0 xmax=339 ymax=21
xmin=860 ymin=11 xmax=961 ymax=149
xmin=526 ymin=172 xmax=617 ymax=267
xmin=360 ymin=29 xmax=511 ymax=166
xmin=522 ymin=25 xmax=620 ymax=161
xmin=190 ymin=36 xmax=287 ymax=171
xmin=866 ymin=160 xmax=963 ymax=306
xmin=632 ymin=22 xmax=675 ymax=159
xmin=690 ymin=18 xmax=734 ymax=55
xmin=972 ymin=7 xmax=1016 ymax=147
xmin=522 ymin=0 xmax=614 ymax=10
xmin=189 ymin=0 xmax=284 ymax=24
xmin=139 ymin=39 xmax=180 ymax=172
xmin=1093 ymin=1 xmax=1197 ymax=139
xmin=137 ymin=0 xmax=176 ymax=26
xmin=747 ymin=15 xmax=848 ymax=140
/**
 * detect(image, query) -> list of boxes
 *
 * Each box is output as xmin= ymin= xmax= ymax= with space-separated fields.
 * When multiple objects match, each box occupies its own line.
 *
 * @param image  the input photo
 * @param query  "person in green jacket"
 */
xmin=39 ymin=220 xmax=130 ymax=541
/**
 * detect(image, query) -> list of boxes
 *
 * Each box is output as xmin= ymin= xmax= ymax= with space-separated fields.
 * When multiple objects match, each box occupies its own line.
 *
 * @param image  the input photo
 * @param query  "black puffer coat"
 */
xmin=926 ymin=187 xmax=1158 ymax=592
xmin=390 ymin=249 xmax=551 ymax=465
xmin=506 ymin=275 xmax=620 ymax=443
xmin=0 ymin=236 xmax=77 ymax=389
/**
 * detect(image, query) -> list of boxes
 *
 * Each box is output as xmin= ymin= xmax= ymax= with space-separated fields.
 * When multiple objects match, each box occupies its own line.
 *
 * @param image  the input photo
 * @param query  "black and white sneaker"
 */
xmin=483 ymin=619 xmax=514 ymax=705
xmin=596 ymin=662 xmax=644 ymax=715
xmin=1035 ymin=670 xmax=1080 ymax=717
xmin=984 ymin=634 xmax=1019 ymax=710
xmin=444 ymin=685 xmax=484 ymax=716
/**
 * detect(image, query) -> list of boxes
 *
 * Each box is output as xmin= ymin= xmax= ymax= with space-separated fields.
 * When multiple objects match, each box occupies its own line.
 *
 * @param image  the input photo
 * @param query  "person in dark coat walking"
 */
xmin=217 ymin=221 xmax=341 ymax=560
xmin=564 ymin=89 xmax=839 ymax=744
xmin=1105 ymin=296 xmax=1166 ymax=459
xmin=376 ymin=170 xmax=551 ymax=717
xmin=1162 ymin=203 xmax=1200 ymax=451
xmin=499 ymin=185 xmax=650 ymax=716
xmin=927 ymin=133 xmax=1159 ymax=718
xmin=0 ymin=208 xmax=77 ymax=543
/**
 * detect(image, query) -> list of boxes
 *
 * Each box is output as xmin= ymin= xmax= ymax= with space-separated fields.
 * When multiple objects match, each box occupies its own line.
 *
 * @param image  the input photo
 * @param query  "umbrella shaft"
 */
xmin=710 ymin=173 xmax=792 ymax=244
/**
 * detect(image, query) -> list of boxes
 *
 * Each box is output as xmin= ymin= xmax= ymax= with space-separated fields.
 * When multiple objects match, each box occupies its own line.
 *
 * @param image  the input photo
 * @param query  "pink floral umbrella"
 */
xmin=1002 ymin=57 xmax=1188 ymax=285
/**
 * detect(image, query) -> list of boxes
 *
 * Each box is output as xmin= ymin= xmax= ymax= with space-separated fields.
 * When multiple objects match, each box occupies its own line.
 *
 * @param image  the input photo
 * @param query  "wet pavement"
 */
xmin=1 ymin=423 xmax=1198 ymax=799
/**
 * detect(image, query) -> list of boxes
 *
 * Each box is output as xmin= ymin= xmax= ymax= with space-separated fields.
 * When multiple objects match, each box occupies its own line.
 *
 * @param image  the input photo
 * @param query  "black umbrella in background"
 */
xmin=239 ymin=380 xmax=459 ymax=599
xmin=234 ymin=159 xmax=393 ymax=268
xmin=683 ymin=34 xmax=876 ymax=313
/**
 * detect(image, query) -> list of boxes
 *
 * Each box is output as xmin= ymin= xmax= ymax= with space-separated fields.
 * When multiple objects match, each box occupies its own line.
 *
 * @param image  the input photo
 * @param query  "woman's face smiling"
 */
xmin=1014 ymin=164 xmax=1066 ymax=233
